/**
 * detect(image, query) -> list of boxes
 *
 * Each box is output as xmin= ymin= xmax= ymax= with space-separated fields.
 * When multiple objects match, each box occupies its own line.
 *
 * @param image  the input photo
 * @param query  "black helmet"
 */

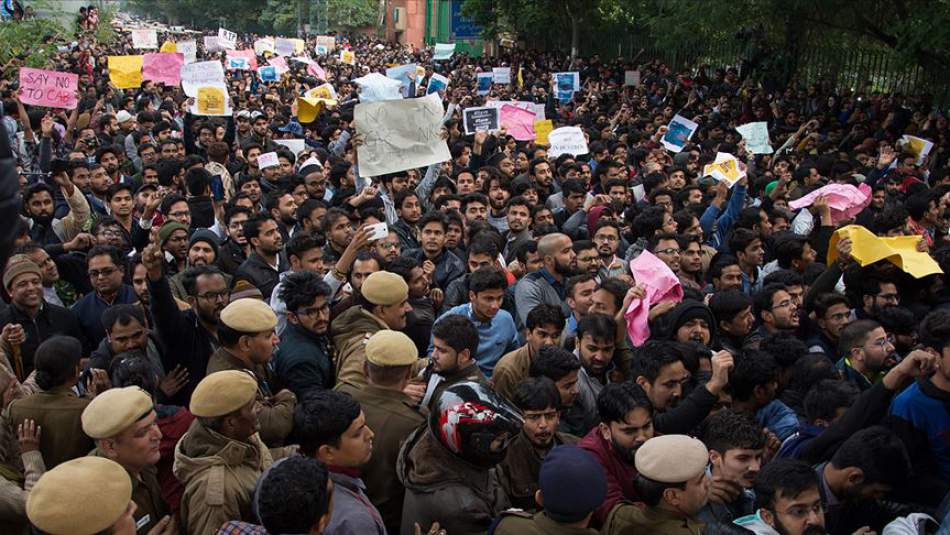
xmin=429 ymin=381 xmax=523 ymax=467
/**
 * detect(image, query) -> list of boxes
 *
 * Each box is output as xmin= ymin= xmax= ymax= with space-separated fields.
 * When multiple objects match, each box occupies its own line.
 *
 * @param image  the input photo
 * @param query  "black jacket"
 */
xmin=233 ymin=250 xmax=289 ymax=300
xmin=272 ymin=322 xmax=333 ymax=400
xmin=0 ymin=301 xmax=85 ymax=378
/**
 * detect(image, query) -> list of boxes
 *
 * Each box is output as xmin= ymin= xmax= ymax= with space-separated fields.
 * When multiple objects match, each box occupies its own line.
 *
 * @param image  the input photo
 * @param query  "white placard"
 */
xmin=492 ymin=67 xmax=511 ymax=84
xmin=274 ymin=139 xmax=306 ymax=155
xmin=355 ymin=93 xmax=451 ymax=177
xmin=624 ymin=70 xmax=640 ymax=86
xmin=548 ymin=126 xmax=589 ymax=159
xmin=177 ymin=40 xmax=197 ymax=64
xmin=131 ymin=29 xmax=158 ymax=50
xmin=661 ymin=114 xmax=699 ymax=153
xmin=181 ymin=60 xmax=225 ymax=97
xmin=257 ymin=151 xmax=279 ymax=170
xmin=217 ymin=28 xmax=237 ymax=49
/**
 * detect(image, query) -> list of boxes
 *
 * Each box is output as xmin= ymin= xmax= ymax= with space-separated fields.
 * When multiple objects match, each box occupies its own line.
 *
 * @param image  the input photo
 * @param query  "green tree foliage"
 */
xmin=0 ymin=17 xmax=68 ymax=77
xmin=327 ymin=0 xmax=379 ymax=31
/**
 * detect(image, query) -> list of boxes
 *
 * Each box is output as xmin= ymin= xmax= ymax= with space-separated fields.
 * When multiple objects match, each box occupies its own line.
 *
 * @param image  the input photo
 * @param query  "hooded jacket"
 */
xmin=396 ymin=426 xmax=509 ymax=535
xmin=172 ymin=420 xmax=274 ymax=535
xmin=330 ymin=305 xmax=389 ymax=389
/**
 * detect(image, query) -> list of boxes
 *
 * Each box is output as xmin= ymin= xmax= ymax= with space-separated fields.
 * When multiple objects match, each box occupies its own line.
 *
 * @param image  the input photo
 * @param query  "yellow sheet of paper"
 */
xmin=196 ymin=86 xmax=227 ymax=115
xmin=340 ymin=50 xmax=355 ymax=65
xmin=291 ymin=38 xmax=305 ymax=54
xmin=534 ymin=120 xmax=553 ymax=145
xmin=108 ymin=55 xmax=144 ymax=89
xmin=160 ymin=41 xmax=177 ymax=53
xmin=297 ymin=96 xmax=338 ymax=123
xmin=827 ymin=225 xmax=942 ymax=279
xmin=703 ymin=158 xmax=743 ymax=186
xmin=308 ymin=85 xmax=334 ymax=100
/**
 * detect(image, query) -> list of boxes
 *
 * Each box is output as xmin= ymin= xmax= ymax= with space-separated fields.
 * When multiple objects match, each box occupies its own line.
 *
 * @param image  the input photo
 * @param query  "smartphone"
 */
xmin=366 ymin=222 xmax=388 ymax=241
xmin=211 ymin=175 xmax=224 ymax=201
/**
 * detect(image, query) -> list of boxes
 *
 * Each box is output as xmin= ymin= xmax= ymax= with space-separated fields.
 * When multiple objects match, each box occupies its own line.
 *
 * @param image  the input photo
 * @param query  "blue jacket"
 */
xmin=701 ymin=182 xmax=747 ymax=250
xmin=890 ymin=378 xmax=950 ymax=482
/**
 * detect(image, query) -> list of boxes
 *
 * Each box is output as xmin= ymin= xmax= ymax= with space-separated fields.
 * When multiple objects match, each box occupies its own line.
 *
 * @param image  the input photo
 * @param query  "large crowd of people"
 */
xmin=0 ymin=12 xmax=947 ymax=535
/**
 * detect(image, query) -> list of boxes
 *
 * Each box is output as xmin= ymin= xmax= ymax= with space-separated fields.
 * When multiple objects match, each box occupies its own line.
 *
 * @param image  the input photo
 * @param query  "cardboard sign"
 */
xmin=426 ymin=73 xmax=449 ymax=95
xmin=702 ymin=152 xmax=746 ymax=187
xmin=661 ymin=114 xmax=699 ymax=153
xmin=226 ymin=49 xmax=257 ymax=70
xmin=463 ymin=106 xmax=499 ymax=134
xmin=433 ymin=43 xmax=455 ymax=60
xmin=492 ymin=67 xmax=511 ymax=84
xmin=476 ymin=72 xmax=493 ymax=95
xmin=181 ymin=61 xmax=225 ymax=97
xmin=195 ymin=85 xmax=229 ymax=116
xmin=354 ymin=93 xmax=451 ymax=177
xmin=316 ymin=35 xmax=335 ymax=53
xmin=142 ymin=53 xmax=184 ymax=86
xmin=177 ymin=40 xmax=197 ymax=64
xmin=257 ymin=151 xmax=279 ymax=170
xmin=131 ymin=29 xmax=158 ymax=50
xmin=107 ymin=55 xmax=144 ymax=89
xmin=548 ymin=126 xmax=589 ymax=158
xmin=275 ymin=37 xmax=295 ymax=56
xmin=217 ymin=27 xmax=237 ymax=49
xmin=534 ymin=120 xmax=553 ymax=145
xmin=18 ymin=68 xmax=78 ymax=109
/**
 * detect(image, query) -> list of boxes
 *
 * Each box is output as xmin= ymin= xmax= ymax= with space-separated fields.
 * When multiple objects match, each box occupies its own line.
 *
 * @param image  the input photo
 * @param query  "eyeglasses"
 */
xmin=294 ymin=303 xmax=330 ymax=317
xmin=88 ymin=266 xmax=118 ymax=279
xmin=655 ymin=248 xmax=681 ymax=256
xmin=168 ymin=210 xmax=190 ymax=218
xmin=197 ymin=291 xmax=229 ymax=301
xmin=98 ymin=229 xmax=122 ymax=237
xmin=772 ymin=299 xmax=796 ymax=310
xmin=870 ymin=334 xmax=896 ymax=348
xmin=876 ymin=293 xmax=900 ymax=304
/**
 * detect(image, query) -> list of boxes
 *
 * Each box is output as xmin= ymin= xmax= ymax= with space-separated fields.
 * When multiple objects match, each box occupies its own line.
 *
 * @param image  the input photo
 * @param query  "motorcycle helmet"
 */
xmin=429 ymin=381 xmax=523 ymax=467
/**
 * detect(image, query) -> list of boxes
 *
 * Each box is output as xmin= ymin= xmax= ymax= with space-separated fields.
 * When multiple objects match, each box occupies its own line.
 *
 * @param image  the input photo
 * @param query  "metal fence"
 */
xmin=540 ymin=29 xmax=950 ymax=107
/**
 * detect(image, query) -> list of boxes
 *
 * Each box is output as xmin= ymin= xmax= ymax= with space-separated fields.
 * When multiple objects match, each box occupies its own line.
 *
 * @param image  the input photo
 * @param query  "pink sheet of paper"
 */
xmin=225 ymin=49 xmax=258 ymax=70
xmin=142 ymin=53 xmax=184 ymax=86
xmin=308 ymin=62 xmax=327 ymax=80
xmin=268 ymin=56 xmax=289 ymax=74
xmin=499 ymin=104 xmax=537 ymax=141
xmin=18 ymin=68 xmax=78 ymax=110
xmin=623 ymin=251 xmax=684 ymax=345
xmin=787 ymin=183 xmax=872 ymax=224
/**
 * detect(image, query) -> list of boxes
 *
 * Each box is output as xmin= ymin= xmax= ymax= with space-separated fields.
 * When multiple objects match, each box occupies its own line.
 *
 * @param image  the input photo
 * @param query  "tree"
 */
xmin=327 ymin=0 xmax=379 ymax=32
xmin=0 ymin=16 xmax=67 ymax=78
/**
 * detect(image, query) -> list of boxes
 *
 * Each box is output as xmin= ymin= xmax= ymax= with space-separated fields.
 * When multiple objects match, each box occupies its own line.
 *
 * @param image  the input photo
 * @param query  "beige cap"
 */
xmin=635 ymin=434 xmax=709 ymax=484
xmin=81 ymin=386 xmax=154 ymax=439
xmin=27 ymin=457 xmax=132 ymax=535
xmin=190 ymin=370 xmax=258 ymax=417
xmin=220 ymin=298 xmax=277 ymax=333
xmin=366 ymin=330 xmax=418 ymax=366
xmin=3 ymin=255 xmax=42 ymax=289
xmin=361 ymin=271 xmax=408 ymax=306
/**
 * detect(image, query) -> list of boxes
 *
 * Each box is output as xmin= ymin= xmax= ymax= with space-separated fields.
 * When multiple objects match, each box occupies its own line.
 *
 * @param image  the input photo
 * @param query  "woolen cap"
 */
xmin=635 ymin=434 xmax=709 ymax=484
xmin=81 ymin=386 xmax=154 ymax=439
xmin=361 ymin=271 xmax=408 ymax=306
xmin=220 ymin=298 xmax=277 ymax=332
xmin=366 ymin=330 xmax=418 ymax=366
xmin=539 ymin=445 xmax=607 ymax=523
xmin=190 ymin=370 xmax=259 ymax=417
xmin=27 ymin=457 xmax=132 ymax=535
xmin=157 ymin=220 xmax=189 ymax=245
xmin=3 ymin=255 xmax=42 ymax=289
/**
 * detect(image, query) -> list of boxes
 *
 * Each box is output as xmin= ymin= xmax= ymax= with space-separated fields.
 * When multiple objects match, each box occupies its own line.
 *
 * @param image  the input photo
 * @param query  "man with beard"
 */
xmin=23 ymin=165 xmax=89 ymax=247
xmin=105 ymin=183 xmax=139 ymax=241
xmin=144 ymin=236 xmax=228 ymax=405
xmin=492 ymin=305 xmax=565 ymax=401
xmin=72 ymin=245 xmax=139 ymax=349
xmin=443 ymin=236 xmax=497 ymax=310
xmin=273 ymin=272 xmax=334 ymax=399
xmin=421 ymin=313 xmax=488 ymax=409
xmin=219 ymin=205 xmax=252 ymax=275
xmin=578 ymin=382 xmax=655 ymax=527
xmin=504 ymin=196 xmax=532 ymax=262
xmin=321 ymin=208 xmax=354 ymax=266
xmin=265 ymin=189 xmax=297 ymax=242
xmin=97 ymin=145 xmax=135 ymax=189
xmin=405 ymin=211 xmax=465 ymax=291
xmin=653 ymin=299 xmax=717 ymax=349
xmin=805 ymin=293 xmax=852 ymax=357
xmin=514 ymin=233 xmax=575 ymax=326
xmin=593 ymin=221 xmax=625 ymax=280
xmin=753 ymin=284 xmax=801 ymax=338
xmin=170 ymin=229 xmax=229 ymax=301
xmin=235 ymin=213 xmax=289 ymax=300
xmin=84 ymin=305 xmax=172 ymax=391
xmin=497 ymin=377 xmax=579 ymax=511
xmin=835 ymin=320 xmax=895 ymax=392
xmin=855 ymin=276 xmax=900 ymax=321
xmin=484 ymin=174 xmax=512 ymax=233
xmin=680 ymin=235 xmax=706 ymax=291
xmin=736 ymin=459 xmax=828 ymax=535
xmin=572 ymin=240 xmax=601 ymax=281
xmin=157 ymin=221 xmax=189 ymax=275
xmin=698 ymin=410 xmax=766 ymax=524
xmin=633 ymin=340 xmax=733 ymax=434
xmin=80 ymin=386 xmax=170 ymax=533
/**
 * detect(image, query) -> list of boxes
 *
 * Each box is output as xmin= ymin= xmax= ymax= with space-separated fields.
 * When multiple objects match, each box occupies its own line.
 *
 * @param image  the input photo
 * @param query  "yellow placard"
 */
xmin=196 ymin=86 xmax=226 ymax=115
xmin=291 ymin=38 xmax=305 ymax=54
xmin=308 ymin=84 xmax=334 ymax=100
xmin=340 ymin=50 xmax=355 ymax=65
xmin=828 ymin=225 xmax=943 ymax=279
xmin=108 ymin=55 xmax=144 ymax=89
xmin=297 ymin=96 xmax=337 ymax=123
xmin=703 ymin=158 xmax=743 ymax=186
xmin=160 ymin=41 xmax=177 ymax=53
xmin=534 ymin=120 xmax=553 ymax=145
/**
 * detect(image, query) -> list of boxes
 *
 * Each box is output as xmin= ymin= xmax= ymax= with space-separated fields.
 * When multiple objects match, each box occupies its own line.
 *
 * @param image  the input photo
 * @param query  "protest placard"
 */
xmin=254 ymin=38 xmax=275 ymax=55
xmin=499 ymin=104 xmax=537 ymax=141
xmin=275 ymin=38 xmax=295 ymax=57
xmin=316 ymin=35 xmax=336 ymax=53
xmin=485 ymin=100 xmax=544 ymax=120
xmin=353 ymin=72 xmax=403 ymax=103
xmin=735 ymin=122 xmax=773 ymax=154
xmin=227 ymin=57 xmax=249 ymax=70
xmin=258 ymin=66 xmax=278 ymax=82
xmin=274 ymin=139 xmax=306 ymax=155
xmin=555 ymin=72 xmax=579 ymax=101
xmin=177 ymin=40 xmax=196 ymax=64
xmin=534 ymin=120 xmax=553 ymax=145
xmin=315 ymin=45 xmax=329 ymax=56
xmin=433 ymin=43 xmax=455 ymax=61
xmin=107 ymin=56 xmax=143 ymax=89
xmin=291 ymin=57 xmax=326 ymax=80
xmin=203 ymin=36 xmax=226 ymax=53
xmin=661 ymin=114 xmax=698 ymax=153
xmin=226 ymin=49 xmax=257 ymax=70
xmin=548 ymin=126 xmax=589 ymax=158
xmin=290 ymin=38 xmax=305 ymax=54
xmin=624 ymin=70 xmax=640 ymax=86
xmin=268 ymin=56 xmax=289 ymax=74
xmin=193 ymin=85 xmax=230 ymax=116
xmin=340 ymin=50 xmax=356 ymax=65
xmin=257 ymin=151 xmax=279 ymax=170
xmin=18 ymin=68 xmax=78 ymax=109
xmin=386 ymin=64 xmax=417 ymax=97
xmin=476 ymin=72 xmax=493 ymax=95
xmin=355 ymin=93 xmax=451 ymax=177
xmin=181 ymin=61 xmax=225 ymax=97
xmin=463 ymin=107 xmax=500 ymax=134
xmin=131 ymin=29 xmax=158 ymax=50
xmin=900 ymin=135 xmax=934 ymax=166
xmin=160 ymin=41 xmax=176 ymax=53
xmin=426 ymin=73 xmax=449 ymax=95
xmin=703 ymin=152 xmax=746 ymax=187
xmin=492 ymin=67 xmax=511 ymax=85
xmin=142 ymin=53 xmax=184 ymax=86
xmin=297 ymin=85 xmax=338 ymax=123
xmin=217 ymin=28 xmax=237 ymax=49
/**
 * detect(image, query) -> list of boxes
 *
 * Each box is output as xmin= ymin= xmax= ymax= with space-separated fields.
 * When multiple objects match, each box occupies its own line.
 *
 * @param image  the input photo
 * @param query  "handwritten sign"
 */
xmin=194 ymin=85 xmax=230 ymax=116
xmin=735 ymin=122 xmax=773 ymax=154
xmin=548 ymin=126 xmax=589 ymax=158
xmin=107 ymin=55 xmax=144 ymax=89
xmin=257 ymin=151 xmax=279 ymax=170
xmin=181 ymin=61 xmax=225 ymax=97
xmin=275 ymin=37 xmax=295 ymax=56
xmin=18 ymin=68 xmax=78 ymax=109
xmin=177 ymin=40 xmax=197 ymax=64
xmin=131 ymin=29 xmax=158 ymax=50
xmin=463 ymin=107 xmax=499 ymax=134
xmin=217 ymin=27 xmax=237 ymax=49
xmin=142 ymin=53 xmax=184 ymax=86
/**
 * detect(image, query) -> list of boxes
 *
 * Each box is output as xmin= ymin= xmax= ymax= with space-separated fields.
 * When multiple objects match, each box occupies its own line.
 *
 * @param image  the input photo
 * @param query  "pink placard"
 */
xmin=499 ymin=104 xmax=537 ymax=141
xmin=18 ymin=68 xmax=78 ymax=110
xmin=142 ymin=53 xmax=184 ymax=86
xmin=268 ymin=56 xmax=288 ymax=74
xmin=308 ymin=62 xmax=326 ymax=80
xmin=226 ymin=49 xmax=258 ymax=70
